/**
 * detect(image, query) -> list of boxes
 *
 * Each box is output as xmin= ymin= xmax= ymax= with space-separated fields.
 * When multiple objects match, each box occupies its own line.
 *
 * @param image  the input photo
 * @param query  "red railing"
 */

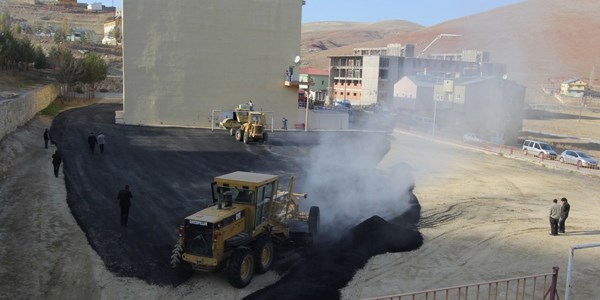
xmin=364 ymin=267 xmax=559 ymax=300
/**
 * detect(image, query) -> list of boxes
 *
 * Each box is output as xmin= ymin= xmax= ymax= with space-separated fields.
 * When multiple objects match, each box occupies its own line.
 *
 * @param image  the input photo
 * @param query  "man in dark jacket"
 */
xmin=559 ymin=197 xmax=570 ymax=233
xmin=549 ymin=198 xmax=561 ymax=236
xmin=117 ymin=185 xmax=133 ymax=226
xmin=51 ymin=150 xmax=62 ymax=177
xmin=43 ymin=129 xmax=50 ymax=149
xmin=88 ymin=132 xmax=97 ymax=154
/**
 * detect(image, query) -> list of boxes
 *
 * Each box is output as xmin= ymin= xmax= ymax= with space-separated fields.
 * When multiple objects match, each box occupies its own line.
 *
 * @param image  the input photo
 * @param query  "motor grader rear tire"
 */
xmin=235 ymin=129 xmax=244 ymax=141
xmin=308 ymin=206 xmax=320 ymax=235
xmin=227 ymin=247 xmax=254 ymax=288
xmin=253 ymin=236 xmax=274 ymax=274
xmin=262 ymin=132 xmax=268 ymax=143
xmin=229 ymin=128 xmax=235 ymax=136
xmin=243 ymin=131 xmax=250 ymax=144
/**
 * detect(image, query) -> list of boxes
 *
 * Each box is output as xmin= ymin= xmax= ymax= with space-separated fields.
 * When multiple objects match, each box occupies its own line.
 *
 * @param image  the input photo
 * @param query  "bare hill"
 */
xmin=0 ymin=1 xmax=114 ymax=34
xmin=301 ymin=20 xmax=423 ymax=65
xmin=302 ymin=0 xmax=600 ymax=90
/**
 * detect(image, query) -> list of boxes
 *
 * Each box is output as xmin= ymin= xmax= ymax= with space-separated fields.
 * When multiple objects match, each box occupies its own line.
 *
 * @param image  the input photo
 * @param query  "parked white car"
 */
xmin=462 ymin=133 xmax=485 ymax=144
xmin=559 ymin=150 xmax=598 ymax=168
xmin=522 ymin=140 xmax=557 ymax=160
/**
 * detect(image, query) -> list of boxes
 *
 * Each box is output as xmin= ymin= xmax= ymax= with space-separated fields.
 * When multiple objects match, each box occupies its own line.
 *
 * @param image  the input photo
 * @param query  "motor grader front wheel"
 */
xmin=235 ymin=129 xmax=244 ymax=141
xmin=227 ymin=247 xmax=255 ymax=288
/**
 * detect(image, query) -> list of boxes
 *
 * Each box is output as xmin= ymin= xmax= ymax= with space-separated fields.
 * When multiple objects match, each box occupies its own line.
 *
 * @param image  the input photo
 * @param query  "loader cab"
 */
xmin=211 ymin=172 xmax=278 ymax=231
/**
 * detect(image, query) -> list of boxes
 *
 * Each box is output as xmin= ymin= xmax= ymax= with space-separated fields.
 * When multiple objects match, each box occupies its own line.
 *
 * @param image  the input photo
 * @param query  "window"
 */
xmin=379 ymin=69 xmax=388 ymax=79
xmin=353 ymin=93 xmax=357 ymax=96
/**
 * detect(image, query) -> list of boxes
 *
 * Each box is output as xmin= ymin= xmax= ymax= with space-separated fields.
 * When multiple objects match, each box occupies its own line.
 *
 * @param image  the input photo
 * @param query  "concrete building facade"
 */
xmin=427 ymin=50 xmax=490 ymax=63
xmin=122 ymin=0 xmax=303 ymax=128
xmin=393 ymin=75 xmax=525 ymax=140
xmin=299 ymin=67 xmax=329 ymax=103
xmin=328 ymin=49 xmax=506 ymax=108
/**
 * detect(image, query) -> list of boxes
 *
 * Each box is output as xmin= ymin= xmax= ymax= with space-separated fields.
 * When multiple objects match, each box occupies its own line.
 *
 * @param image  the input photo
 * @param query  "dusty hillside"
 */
xmin=0 ymin=1 xmax=114 ymax=34
xmin=302 ymin=0 xmax=600 ymax=91
xmin=301 ymin=20 xmax=423 ymax=65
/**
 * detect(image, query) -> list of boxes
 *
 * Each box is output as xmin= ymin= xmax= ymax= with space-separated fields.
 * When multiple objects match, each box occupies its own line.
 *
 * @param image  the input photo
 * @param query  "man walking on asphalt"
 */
xmin=43 ymin=128 xmax=50 ymax=149
xmin=117 ymin=185 xmax=133 ymax=226
xmin=97 ymin=132 xmax=106 ymax=154
xmin=88 ymin=132 xmax=97 ymax=154
xmin=51 ymin=149 xmax=62 ymax=177
xmin=559 ymin=197 xmax=570 ymax=233
xmin=549 ymin=198 xmax=561 ymax=236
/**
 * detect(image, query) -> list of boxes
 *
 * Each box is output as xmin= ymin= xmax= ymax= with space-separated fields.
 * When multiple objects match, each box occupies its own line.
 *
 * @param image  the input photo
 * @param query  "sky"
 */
xmin=301 ymin=0 xmax=524 ymax=26
xmin=92 ymin=0 xmax=523 ymax=27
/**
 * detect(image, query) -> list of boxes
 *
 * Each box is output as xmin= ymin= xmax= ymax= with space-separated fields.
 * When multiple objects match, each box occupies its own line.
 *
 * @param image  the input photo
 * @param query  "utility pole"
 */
xmin=304 ymin=75 xmax=312 ymax=132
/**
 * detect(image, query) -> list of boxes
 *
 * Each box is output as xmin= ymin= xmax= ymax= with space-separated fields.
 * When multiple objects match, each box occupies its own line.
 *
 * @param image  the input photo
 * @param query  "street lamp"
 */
xmin=304 ymin=75 xmax=313 ymax=132
xmin=433 ymin=95 xmax=440 ymax=136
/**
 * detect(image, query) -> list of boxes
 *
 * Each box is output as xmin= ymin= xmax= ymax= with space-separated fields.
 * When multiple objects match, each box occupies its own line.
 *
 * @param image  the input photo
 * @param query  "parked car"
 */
xmin=559 ymin=150 xmax=598 ymax=168
xmin=522 ymin=140 xmax=558 ymax=160
xmin=462 ymin=133 xmax=485 ymax=144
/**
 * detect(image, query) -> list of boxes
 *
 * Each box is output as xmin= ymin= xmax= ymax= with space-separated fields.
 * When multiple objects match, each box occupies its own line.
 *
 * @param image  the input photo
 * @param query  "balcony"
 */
xmin=283 ymin=70 xmax=300 ymax=87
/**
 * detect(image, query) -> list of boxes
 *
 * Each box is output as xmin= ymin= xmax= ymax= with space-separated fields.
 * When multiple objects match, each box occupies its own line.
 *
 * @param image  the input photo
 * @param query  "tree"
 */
xmin=0 ymin=11 xmax=11 ymax=33
xmin=18 ymin=36 xmax=35 ymax=71
xmin=79 ymin=53 xmax=107 ymax=99
xmin=113 ymin=18 xmax=122 ymax=43
xmin=54 ymin=18 xmax=70 ymax=43
xmin=0 ymin=31 xmax=19 ymax=70
xmin=53 ymin=47 xmax=83 ymax=100
xmin=33 ymin=45 xmax=48 ymax=72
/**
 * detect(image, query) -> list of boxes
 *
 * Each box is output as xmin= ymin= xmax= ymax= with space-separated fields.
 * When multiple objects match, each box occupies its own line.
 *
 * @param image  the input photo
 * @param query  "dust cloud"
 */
xmin=300 ymin=131 xmax=416 ymax=235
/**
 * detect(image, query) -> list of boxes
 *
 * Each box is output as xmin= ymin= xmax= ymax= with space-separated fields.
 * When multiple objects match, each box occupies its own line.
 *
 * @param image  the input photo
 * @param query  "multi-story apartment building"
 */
xmin=328 ymin=45 xmax=506 ymax=107
xmin=427 ymin=50 xmax=490 ymax=63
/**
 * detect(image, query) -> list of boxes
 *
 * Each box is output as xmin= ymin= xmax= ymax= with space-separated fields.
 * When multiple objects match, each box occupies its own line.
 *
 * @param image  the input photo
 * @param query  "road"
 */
xmin=49 ymin=103 xmax=401 ymax=286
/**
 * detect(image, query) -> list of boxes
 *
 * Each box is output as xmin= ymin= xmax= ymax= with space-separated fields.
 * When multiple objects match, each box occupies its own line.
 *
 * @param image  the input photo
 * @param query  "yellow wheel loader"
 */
xmin=220 ymin=105 xmax=268 ymax=144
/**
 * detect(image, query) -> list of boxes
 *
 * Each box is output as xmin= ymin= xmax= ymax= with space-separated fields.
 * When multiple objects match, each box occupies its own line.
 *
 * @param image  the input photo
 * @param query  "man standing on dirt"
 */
xmin=88 ymin=132 xmax=97 ymax=154
xmin=549 ymin=198 xmax=561 ymax=236
xmin=559 ymin=197 xmax=570 ymax=233
xmin=43 ymin=128 xmax=50 ymax=149
xmin=117 ymin=185 xmax=133 ymax=226
xmin=97 ymin=132 xmax=106 ymax=154
xmin=51 ymin=149 xmax=62 ymax=177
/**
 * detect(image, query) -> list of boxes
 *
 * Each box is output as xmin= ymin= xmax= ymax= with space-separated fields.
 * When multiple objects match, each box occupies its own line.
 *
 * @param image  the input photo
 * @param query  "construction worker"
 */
xmin=117 ymin=185 xmax=133 ymax=226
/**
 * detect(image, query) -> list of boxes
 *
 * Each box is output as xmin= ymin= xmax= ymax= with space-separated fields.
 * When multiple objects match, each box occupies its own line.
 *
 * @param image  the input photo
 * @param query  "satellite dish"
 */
xmin=502 ymin=74 xmax=508 ymax=80
xmin=294 ymin=56 xmax=301 ymax=64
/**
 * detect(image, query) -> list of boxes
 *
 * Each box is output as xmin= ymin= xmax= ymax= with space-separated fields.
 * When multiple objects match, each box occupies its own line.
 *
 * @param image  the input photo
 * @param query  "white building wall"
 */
xmin=360 ymin=56 xmax=380 ymax=106
xmin=122 ymin=0 xmax=302 ymax=127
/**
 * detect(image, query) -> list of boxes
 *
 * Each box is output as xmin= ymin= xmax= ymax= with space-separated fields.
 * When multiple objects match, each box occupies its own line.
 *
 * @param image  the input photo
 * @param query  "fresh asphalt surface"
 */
xmin=50 ymin=104 xmax=422 ymax=295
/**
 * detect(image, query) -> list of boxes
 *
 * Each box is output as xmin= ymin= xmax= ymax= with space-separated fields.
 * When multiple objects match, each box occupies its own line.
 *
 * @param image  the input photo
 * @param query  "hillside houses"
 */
xmin=560 ymin=79 xmax=587 ymax=97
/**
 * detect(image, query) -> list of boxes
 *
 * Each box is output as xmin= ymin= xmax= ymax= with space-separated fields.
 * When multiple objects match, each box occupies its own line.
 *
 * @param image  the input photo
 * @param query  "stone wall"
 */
xmin=0 ymin=84 xmax=60 ymax=142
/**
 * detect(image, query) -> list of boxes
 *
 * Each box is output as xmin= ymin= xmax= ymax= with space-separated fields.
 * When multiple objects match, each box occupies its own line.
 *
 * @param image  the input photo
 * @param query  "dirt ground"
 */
xmin=1 ymin=97 xmax=599 ymax=299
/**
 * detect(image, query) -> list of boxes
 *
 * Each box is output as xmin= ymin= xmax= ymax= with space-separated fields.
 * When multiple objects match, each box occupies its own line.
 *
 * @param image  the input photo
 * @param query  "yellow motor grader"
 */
xmin=171 ymin=171 xmax=319 ymax=288
xmin=220 ymin=105 xmax=268 ymax=144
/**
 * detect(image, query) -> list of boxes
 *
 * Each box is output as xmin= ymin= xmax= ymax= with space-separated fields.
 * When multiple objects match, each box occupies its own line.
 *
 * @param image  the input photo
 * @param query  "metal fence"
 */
xmin=364 ymin=267 xmax=559 ymax=300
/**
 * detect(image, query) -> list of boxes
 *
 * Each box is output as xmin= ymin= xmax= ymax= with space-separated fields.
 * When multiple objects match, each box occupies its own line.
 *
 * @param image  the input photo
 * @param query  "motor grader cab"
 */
xmin=219 ymin=104 xmax=268 ymax=144
xmin=171 ymin=171 xmax=319 ymax=288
